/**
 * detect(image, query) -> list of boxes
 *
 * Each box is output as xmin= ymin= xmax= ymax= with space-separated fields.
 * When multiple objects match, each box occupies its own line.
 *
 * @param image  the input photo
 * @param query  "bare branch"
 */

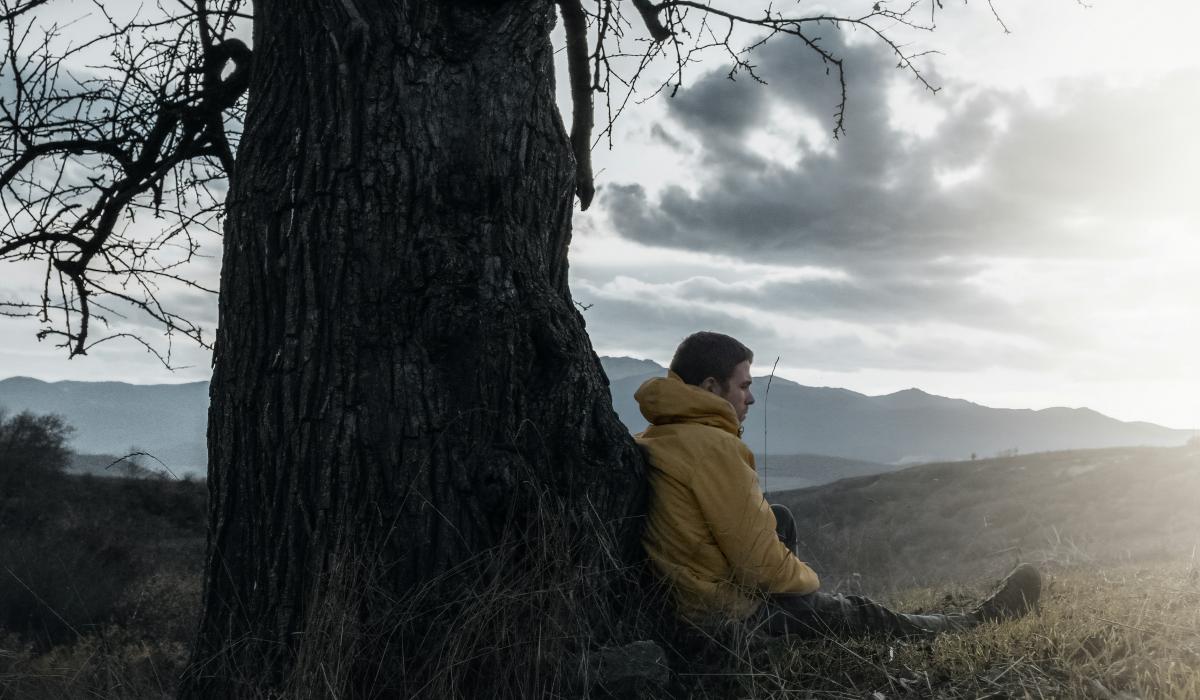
xmin=986 ymin=0 xmax=1012 ymax=33
xmin=0 ymin=0 xmax=51 ymax=23
xmin=590 ymin=1 xmax=1055 ymax=175
xmin=630 ymin=0 xmax=672 ymax=41
xmin=1 ymin=0 xmax=249 ymax=359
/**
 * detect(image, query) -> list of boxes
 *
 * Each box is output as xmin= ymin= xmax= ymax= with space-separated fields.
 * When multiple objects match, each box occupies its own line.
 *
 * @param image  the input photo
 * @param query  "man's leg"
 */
xmin=755 ymin=563 xmax=1041 ymax=639
xmin=757 ymin=590 xmax=975 ymax=638
xmin=764 ymin=504 xmax=959 ymax=637
xmin=770 ymin=504 xmax=798 ymax=556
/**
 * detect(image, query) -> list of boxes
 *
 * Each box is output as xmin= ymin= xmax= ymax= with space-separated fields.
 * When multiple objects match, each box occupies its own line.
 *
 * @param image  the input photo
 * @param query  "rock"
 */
xmin=594 ymin=640 xmax=670 ymax=696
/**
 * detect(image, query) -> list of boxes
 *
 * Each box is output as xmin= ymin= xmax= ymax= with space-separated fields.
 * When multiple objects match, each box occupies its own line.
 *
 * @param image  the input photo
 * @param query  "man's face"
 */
xmin=708 ymin=360 xmax=755 ymax=424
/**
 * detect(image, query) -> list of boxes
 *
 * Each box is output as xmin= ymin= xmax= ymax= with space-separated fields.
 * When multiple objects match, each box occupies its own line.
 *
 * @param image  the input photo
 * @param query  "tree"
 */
xmin=1 ymin=0 xmax=1012 ymax=694
xmin=0 ymin=408 xmax=71 ymax=493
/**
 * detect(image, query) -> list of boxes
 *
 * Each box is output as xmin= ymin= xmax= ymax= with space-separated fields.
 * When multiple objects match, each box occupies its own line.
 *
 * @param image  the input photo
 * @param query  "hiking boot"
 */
xmin=973 ymin=563 xmax=1041 ymax=622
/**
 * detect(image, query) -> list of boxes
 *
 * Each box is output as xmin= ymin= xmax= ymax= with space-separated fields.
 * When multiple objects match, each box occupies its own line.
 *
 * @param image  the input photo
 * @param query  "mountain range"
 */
xmin=602 ymin=357 xmax=1195 ymax=465
xmin=1 ymin=358 xmax=1194 ymax=478
xmin=0 ymin=376 xmax=209 ymax=474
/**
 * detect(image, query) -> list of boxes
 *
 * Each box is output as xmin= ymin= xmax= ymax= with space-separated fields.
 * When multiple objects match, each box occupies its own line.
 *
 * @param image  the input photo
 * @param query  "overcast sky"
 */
xmin=3 ymin=0 xmax=1198 ymax=429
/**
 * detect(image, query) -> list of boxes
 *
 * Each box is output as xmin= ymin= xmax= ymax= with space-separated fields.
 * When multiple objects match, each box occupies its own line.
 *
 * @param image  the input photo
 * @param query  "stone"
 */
xmin=594 ymin=640 xmax=670 ymax=696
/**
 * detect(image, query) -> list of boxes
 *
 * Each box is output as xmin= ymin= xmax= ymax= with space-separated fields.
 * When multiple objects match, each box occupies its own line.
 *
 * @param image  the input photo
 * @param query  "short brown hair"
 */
xmin=669 ymin=331 xmax=753 ymax=387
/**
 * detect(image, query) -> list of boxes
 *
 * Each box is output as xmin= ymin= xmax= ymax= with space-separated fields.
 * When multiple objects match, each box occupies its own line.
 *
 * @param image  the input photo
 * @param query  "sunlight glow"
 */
xmin=934 ymin=161 xmax=986 ymax=189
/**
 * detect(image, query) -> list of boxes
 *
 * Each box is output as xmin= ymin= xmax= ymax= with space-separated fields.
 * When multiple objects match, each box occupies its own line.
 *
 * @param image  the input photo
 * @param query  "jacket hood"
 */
xmin=635 ymin=372 xmax=741 ymax=436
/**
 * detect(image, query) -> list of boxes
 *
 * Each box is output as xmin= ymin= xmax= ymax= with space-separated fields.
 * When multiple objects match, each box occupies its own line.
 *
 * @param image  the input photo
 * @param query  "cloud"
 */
xmin=577 ymin=28 xmax=1200 ymax=401
xmin=602 ymin=31 xmax=1200 ymax=269
xmin=575 ymin=269 xmax=1055 ymax=374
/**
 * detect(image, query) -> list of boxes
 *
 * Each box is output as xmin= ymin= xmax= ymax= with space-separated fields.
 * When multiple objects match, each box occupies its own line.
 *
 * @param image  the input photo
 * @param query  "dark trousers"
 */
xmin=761 ymin=504 xmax=975 ymax=638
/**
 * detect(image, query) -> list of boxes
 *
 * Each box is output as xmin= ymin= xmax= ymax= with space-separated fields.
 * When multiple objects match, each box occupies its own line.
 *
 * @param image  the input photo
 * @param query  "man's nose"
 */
xmin=747 ymin=391 xmax=755 ymax=405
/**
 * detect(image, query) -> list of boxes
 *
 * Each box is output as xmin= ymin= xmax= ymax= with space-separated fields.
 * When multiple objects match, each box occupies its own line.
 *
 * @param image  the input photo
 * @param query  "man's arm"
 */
xmin=691 ymin=442 xmax=820 ymax=594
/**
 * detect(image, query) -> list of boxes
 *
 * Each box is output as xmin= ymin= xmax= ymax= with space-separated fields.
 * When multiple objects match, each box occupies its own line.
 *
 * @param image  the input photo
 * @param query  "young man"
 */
xmin=635 ymin=331 xmax=1040 ymax=637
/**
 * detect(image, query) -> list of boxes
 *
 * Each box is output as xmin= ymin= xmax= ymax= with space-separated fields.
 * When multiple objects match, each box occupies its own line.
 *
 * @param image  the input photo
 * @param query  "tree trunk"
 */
xmin=183 ymin=1 xmax=646 ymax=695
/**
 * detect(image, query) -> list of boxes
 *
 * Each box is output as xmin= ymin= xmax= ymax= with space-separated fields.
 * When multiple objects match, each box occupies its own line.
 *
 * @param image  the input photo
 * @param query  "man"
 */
xmin=635 ymin=331 xmax=1040 ymax=637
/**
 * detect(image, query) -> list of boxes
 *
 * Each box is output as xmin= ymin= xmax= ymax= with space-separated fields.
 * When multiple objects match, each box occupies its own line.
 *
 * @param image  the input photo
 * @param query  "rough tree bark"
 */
xmin=184 ymin=0 xmax=645 ymax=694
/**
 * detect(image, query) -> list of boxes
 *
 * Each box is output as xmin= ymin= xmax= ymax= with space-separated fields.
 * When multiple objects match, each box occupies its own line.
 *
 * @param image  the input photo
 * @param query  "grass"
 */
xmin=2 ymin=446 xmax=1199 ymax=697
xmin=773 ymin=445 xmax=1200 ymax=594
xmin=0 ymin=473 xmax=203 ymax=699
xmin=657 ymin=561 xmax=1200 ymax=699
xmin=9 ymin=559 xmax=1200 ymax=698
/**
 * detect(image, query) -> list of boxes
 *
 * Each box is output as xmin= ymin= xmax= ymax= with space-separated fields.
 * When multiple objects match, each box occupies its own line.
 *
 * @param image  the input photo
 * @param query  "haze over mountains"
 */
xmin=0 ymin=358 xmax=1194 ymax=478
xmin=0 ymin=376 xmax=209 ymax=474
xmin=602 ymin=357 xmax=1195 ymax=465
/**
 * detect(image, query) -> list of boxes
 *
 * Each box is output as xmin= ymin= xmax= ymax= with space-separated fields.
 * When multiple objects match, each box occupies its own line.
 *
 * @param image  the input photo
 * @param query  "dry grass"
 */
xmin=3 ymin=447 xmax=1200 ymax=698
xmin=686 ymin=562 xmax=1200 ymax=699
xmin=181 ymin=484 xmax=663 ymax=699
xmin=774 ymin=445 xmax=1200 ymax=594
xmin=0 ymin=474 xmax=202 ymax=699
xmin=6 ymin=558 xmax=1199 ymax=698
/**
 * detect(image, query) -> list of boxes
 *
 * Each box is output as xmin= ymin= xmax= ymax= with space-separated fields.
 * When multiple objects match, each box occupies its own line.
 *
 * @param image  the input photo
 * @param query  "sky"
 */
xmin=2 ymin=0 xmax=1199 ymax=429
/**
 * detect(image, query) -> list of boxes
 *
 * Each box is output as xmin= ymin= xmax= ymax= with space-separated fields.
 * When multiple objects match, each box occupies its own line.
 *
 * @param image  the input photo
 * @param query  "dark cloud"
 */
xmin=576 ymin=291 xmax=765 ymax=362
xmin=602 ymin=32 xmax=1200 ymax=269
xmin=669 ymin=73 xmax=770 ymax=138
xmin=576 ymin=278 xmax=1056 ymax=374
xmin=659 ymin=272 xmax=1032 ymax=332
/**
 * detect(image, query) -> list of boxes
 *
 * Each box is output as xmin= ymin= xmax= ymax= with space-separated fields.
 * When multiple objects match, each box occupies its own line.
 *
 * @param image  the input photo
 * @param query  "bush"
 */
xmin=0 ymin=409 xmax=73 ymax=494
xmin=0 ymin=526 xmax=139 ymax=648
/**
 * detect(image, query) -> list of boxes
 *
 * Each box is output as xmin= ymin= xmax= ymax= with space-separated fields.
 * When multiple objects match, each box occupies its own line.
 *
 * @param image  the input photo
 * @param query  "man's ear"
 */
xmin=698 ymin=376 xmax=721 ymax=394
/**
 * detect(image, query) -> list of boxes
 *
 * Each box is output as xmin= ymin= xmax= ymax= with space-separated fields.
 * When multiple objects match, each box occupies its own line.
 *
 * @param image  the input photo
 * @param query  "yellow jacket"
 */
xmin=635 ymin=373 xmax=820 ymax=622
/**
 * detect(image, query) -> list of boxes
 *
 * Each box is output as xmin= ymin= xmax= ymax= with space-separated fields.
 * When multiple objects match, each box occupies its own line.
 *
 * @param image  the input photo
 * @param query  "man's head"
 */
xmin=669 ymin=331 xmax=755 ymax=423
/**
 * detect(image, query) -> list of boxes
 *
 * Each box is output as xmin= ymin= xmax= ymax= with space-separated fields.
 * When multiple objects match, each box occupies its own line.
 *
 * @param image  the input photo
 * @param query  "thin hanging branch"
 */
xmin=557 ymin=0 xmax=596 ymax=210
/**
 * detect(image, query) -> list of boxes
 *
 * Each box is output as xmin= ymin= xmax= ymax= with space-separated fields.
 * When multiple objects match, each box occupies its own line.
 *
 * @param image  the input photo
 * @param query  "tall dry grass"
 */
xmin=5 ymin=448 xmax=1200 ymax=698
xmin=182 ymin=485 xmax=670 ymax=699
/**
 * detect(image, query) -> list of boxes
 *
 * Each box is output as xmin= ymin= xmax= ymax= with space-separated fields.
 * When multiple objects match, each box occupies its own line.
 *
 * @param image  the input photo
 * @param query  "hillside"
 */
xmin=771 ymin=444 xmax=1200 ymax=594
xmin=758 ymin=453 xmax=899 ymax=491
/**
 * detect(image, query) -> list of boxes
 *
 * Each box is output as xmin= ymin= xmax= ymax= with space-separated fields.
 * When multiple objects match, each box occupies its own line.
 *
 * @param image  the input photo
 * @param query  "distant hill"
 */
xmin=758 ymin=453 xmax=900 ymax=492
xmin=600 ymin=357 xmax=1196 ymax=464
xmin=598 ymin=356 xmax=664 ymax=382
xmin=3 ymin=360 xmax=1194 ymax=476
xmin=770 ymin=445 xmax=1200 ymax=593
xmin=0 ymin=377 xmax=208 ymax=475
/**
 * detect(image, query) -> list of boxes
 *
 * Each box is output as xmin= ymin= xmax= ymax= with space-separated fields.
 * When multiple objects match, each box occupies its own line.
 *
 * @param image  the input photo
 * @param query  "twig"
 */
xmin=762 ymin=355 xmax=780 ymax=492
xmin=103 ymin=450 xmax=180 ymax=479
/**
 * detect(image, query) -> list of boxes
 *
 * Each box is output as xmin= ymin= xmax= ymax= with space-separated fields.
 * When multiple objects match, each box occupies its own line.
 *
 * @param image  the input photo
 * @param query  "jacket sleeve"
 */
xmin=690 ymin=442 xmax=820 ymax=594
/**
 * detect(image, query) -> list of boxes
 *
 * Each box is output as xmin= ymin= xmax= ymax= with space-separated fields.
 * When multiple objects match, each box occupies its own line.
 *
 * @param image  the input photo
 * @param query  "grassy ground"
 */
xmin=673 ymin=561 xmax=1200 ymax=699
xmin=773 ymin=445 xmax=1200 ymax=595
xmin=0 ymin=474 xmax=203 ymax=699
xmin=2 ymin=446 xmax=1198 ymax=698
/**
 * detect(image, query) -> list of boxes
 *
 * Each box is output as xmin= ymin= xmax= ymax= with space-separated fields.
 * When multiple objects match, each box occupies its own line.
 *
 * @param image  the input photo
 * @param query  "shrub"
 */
xmin=0 ymin=526 xmax=140 ymax=648
xmin=0 ymin=409 xmax=73 ymax=494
